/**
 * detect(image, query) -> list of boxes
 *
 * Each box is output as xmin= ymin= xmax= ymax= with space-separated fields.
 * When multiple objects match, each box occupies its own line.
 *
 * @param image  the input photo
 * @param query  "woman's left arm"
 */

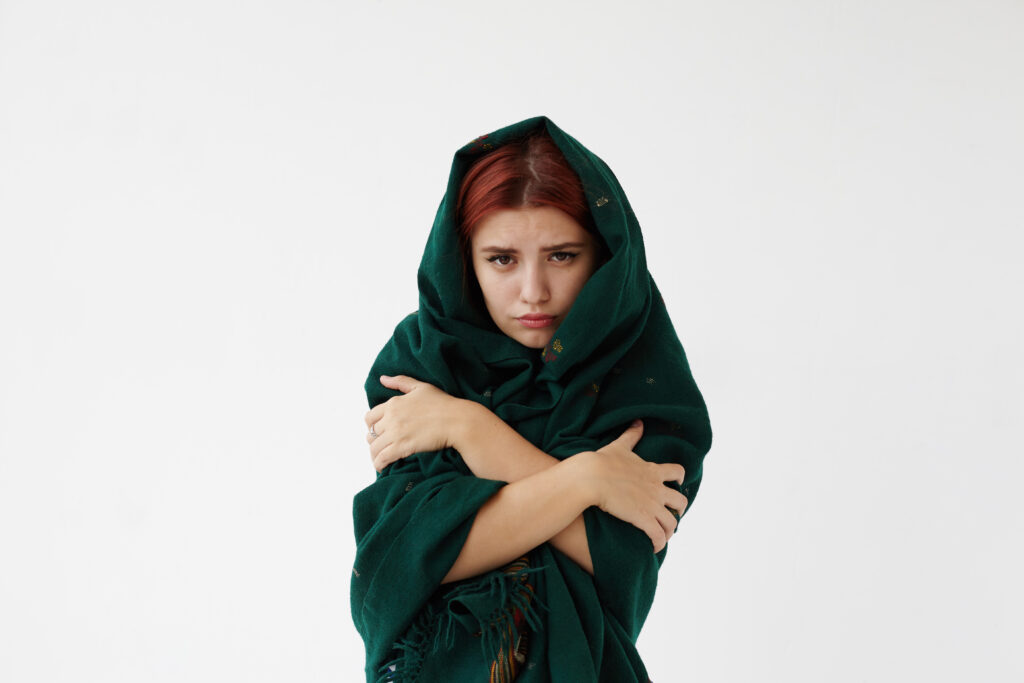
xmin=365 ymin=375 xmax=594 ymax=573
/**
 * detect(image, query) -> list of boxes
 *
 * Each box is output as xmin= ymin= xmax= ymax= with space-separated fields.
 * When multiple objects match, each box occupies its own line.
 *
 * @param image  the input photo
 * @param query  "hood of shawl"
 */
xmin=416 ymin=115 xmax=653 ymax=382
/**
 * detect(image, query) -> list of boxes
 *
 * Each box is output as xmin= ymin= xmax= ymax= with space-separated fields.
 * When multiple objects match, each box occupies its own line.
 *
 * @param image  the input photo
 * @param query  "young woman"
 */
xmin=351 ymin=116 xmax=712 ymax=682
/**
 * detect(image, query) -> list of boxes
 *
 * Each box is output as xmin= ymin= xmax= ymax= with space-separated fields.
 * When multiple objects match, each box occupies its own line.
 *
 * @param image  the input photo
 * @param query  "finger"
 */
xmin=377 ymin=438 xmax=416 ymax=471
xmin=655 ymin=506 xmax=677 ymax=539
xmin=364 ymin=405 xmax=386 ymax=428
xmin=666 ymin=490 xmax=689 ymax=514
xmin=366 ymin=420 xmax=384 ymax=439
xmin=657 ymin=463 xmax=686 ymax=485
xmin=374 ymin=436 xmax=413 ymax=468
xmin=616 ymin=419 xmax=645 ymax=450
xmin=638 ymin=515 xmax=667 ymax=553
xmin=380 ymin=374 xmax=418 ymax=393
xmin=650 ymin=523 xmax=668 ymax=553
xmin=367 ymin=429 xmax=389 ymax=460
xmin=373 ymin=443 xmax=397 ymax=472
xmin=369 ymin=431 xmax=392 ymax=460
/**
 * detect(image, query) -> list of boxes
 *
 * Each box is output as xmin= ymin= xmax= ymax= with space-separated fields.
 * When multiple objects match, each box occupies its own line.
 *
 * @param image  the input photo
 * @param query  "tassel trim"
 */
xmin=375 ymin=556 xmax=545 ymax=683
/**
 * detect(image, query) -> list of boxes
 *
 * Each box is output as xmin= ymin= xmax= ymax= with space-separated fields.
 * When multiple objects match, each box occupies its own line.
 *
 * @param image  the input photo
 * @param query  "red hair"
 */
xmin=456 ymin=132 xmax=600 ymax=257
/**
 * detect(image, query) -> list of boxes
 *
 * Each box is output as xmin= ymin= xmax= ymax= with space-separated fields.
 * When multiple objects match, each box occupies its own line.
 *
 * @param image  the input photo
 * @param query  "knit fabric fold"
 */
xmin=351 ymin=115 xmax=712 ymax=682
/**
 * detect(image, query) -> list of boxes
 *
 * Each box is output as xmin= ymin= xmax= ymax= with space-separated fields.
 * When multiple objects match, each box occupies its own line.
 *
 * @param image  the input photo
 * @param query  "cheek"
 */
xmin=563 ymin=269 xmax=592 ymax=301
xmin=475 ymin=271 xmax=506 ymax=308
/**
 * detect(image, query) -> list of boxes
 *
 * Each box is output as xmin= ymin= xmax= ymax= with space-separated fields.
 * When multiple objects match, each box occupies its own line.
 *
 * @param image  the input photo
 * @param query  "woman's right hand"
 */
xmin=578 ymin=420 xmax=689 ymax=553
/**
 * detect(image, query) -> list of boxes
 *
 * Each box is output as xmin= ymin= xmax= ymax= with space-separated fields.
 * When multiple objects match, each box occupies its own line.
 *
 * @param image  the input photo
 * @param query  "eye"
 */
xmin=551 ymin=251 xmax=579 ymax=263
xmin=486 ymin=254 xmax=513 ymax=266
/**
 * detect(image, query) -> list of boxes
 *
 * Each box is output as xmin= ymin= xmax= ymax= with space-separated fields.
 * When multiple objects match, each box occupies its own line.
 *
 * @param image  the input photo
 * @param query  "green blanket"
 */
xmin=351 ymin=115 xmax=712 ymax=682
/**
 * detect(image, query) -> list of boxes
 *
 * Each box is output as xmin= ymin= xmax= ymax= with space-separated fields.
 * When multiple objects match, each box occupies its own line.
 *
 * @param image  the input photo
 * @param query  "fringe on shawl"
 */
xmin=375 ymin=557 xmax=546 ymax=683
xmin=375 ymin=605 xmax=435 ymax=683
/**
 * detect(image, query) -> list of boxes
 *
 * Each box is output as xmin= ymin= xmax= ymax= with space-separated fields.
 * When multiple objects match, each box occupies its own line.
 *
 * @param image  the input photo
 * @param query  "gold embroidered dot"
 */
xmin=552 ymin=339 xmax=563 ymax=353
xmin=595 ymin=196 xmax=609 ymax=207
xmin=483 ymin=389 xmax=492 ymax=397
xmin=646 ymin=377 xmax=656 ymax=384
xmin=591 ymin=383 xmax=600 ymax=393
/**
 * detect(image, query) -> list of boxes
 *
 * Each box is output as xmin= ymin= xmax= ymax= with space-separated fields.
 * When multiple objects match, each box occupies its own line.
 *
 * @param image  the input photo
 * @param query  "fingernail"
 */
xmin=632 ymin=419 xmax=642 ymax=427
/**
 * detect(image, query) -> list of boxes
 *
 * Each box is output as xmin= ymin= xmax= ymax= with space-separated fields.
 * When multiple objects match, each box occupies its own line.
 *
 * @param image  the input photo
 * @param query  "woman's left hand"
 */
xmin=364 ymin=375 xmax=462 ymax=472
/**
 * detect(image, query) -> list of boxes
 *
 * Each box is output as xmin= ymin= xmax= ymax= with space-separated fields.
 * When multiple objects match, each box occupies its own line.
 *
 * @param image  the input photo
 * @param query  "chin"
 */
xmin=506 ymin=329 xmax=553 ymax=350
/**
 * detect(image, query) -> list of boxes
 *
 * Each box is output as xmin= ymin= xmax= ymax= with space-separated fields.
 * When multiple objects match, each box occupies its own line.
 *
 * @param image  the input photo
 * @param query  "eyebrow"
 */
xmin=479 ymin=241 xmax=588 ymax=253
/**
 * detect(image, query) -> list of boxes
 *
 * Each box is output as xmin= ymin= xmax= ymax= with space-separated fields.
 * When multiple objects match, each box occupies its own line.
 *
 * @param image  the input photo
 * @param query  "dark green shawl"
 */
xmin=351 ymin=115 xmax=712 ymax=682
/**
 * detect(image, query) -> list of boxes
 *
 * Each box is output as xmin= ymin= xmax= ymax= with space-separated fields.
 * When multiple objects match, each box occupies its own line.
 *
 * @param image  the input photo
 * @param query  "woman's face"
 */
xmin=470 ymin=206 xmax=602 ymax=349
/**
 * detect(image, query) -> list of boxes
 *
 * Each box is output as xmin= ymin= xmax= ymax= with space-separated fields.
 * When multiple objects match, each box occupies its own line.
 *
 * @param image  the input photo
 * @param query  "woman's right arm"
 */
xmin=442 ymin=455 xmax=592 ymax=583
xmin=449 ymin=399 xmax=595 ymax=573
xmin=442 ymin=419 xmax=688 ymax=584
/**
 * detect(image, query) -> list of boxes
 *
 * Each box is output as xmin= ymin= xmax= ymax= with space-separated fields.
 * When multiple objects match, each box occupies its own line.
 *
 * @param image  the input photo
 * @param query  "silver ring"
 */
xmin=368 ymin=425 xmax=378 ymax=439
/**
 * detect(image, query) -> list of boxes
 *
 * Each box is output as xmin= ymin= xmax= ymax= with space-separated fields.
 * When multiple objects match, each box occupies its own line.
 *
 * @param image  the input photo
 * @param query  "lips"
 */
xmin=517 ymin=314 xmax=556 ymax=329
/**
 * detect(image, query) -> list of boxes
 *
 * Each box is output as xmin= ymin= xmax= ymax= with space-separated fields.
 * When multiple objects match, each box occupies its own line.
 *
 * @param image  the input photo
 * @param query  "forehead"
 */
xmin=471 ymin=206 xmax=591 ymax=248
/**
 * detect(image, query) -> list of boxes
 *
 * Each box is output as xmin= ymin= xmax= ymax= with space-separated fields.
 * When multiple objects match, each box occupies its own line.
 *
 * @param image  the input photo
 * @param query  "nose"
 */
xmin=519 ymin=261 xmax=550 ymax=305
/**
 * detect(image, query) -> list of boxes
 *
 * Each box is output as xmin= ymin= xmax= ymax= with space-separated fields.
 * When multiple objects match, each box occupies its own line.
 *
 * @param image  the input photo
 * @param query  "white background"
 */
xmin=1 ymin=1 xmax=1021 ymax=681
